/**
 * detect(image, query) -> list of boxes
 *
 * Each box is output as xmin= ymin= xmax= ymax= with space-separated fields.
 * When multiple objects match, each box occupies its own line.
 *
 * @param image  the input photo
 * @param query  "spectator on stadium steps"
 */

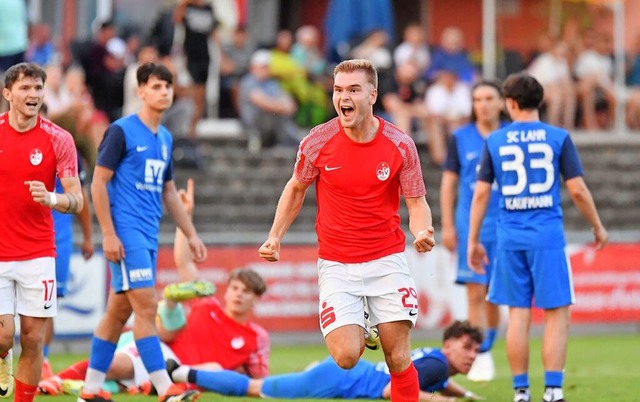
xmin=0 ymin=0 xmax=28 ymax=112
xmin=219 ymin=25 xmax=255 ymax=118
xmin=173 ymin=0 xmax=217 ymax=140
xmin=393 ymin=23 xmax=430 ymax=74
xmin=423 ymin=65 xmax=472 ymax=166
xmin=239 ymin=49 xmax=300 ymax=153
xmin=528 ymin=40 xmax=576 ymax=129
xmin=38 ymin=179 xmax=269 ymax=396
xmin=381 ymin=60 xmax=429 ymax=138
xmin=425 ymin=26 xmax=475 ymax=85
xmin=165 ymin=320 xmax=485 ymax=401
xmin=25 ymin=23 xmax=59 ymax=67
xmin=574 ymin=30 xmax=616 ymax=130
xmin=468 ymin=73 xmax=608 ymax=402
xmin=625 ymin=33 xmax=640 ymax=130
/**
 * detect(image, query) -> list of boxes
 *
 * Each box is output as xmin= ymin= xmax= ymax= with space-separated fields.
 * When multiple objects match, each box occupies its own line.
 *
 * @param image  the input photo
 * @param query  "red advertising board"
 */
xmin=156 ymin=243 xmax=640 ymax=333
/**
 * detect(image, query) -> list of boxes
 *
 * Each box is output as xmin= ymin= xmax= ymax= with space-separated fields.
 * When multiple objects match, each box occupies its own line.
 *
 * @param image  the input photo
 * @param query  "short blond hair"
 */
xmin=333 ymin=59 xmax=378 ymax=89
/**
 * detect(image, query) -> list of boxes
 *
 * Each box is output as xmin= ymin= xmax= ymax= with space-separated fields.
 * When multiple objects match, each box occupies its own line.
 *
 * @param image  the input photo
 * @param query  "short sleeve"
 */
xmin=559 ymin=135 xmax=584 ymax=180
xmin=476 ymin=142 xmax=495 ymax=183
xmin=96 ymin=125 xmax=126 ymax=170
xmin=442 ymin=135 xmax=461 ymax=173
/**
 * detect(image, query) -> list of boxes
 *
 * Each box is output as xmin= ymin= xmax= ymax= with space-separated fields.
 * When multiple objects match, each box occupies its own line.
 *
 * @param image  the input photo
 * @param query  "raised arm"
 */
xmin=258 ymin=176 xmax=310 ymax=262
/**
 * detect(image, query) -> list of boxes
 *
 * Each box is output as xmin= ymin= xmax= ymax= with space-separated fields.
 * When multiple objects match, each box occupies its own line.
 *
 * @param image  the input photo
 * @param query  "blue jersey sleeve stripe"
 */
xmin=559 ymin=135 xmax=584 ymax=180
xmin=442 ymin=135 xmax=460 ymax=173
xmin=96 ymin=125 xmax=126 ymax=170
xmin=476 ymin=142 xmax=494 ymax=183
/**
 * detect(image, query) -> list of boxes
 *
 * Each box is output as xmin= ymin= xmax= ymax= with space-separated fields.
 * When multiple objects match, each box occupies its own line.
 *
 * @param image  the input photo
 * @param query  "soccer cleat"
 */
xmin=62 ymin=379 xmax=85 ymax=396
xmin=513 ymin=388 xmax=531 ymax=402
xmin=77 ymin=389 xmax=114 ymax=402
xmin=163 ymin=280 xmax=216 ymax=301
xmin=542 ymin=387 xmax=566 ymax=402
xmin=0 ymin=349 xmax=14 ymax=399
xmin=158 ymin=383 xmax=200 ymax=402
xmin=41 ymin=359 xmax=55 ymax=380
xmin=166 ymin=359 xmax=180 ymax=381
xmin=38 ymin=377 xmax=63 ymax=395
xmin=466 ymin=351 xmax=495 ymax=382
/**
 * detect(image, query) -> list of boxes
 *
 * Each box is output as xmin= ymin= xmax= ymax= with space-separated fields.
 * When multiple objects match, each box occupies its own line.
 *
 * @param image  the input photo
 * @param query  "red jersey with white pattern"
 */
xmin=167 ymin=297 xmax=270 ymax=378
xmin=0 ymin=113 xmax=78 ymax=261
xmin=295 ymin=116 xmax=426 ymax=263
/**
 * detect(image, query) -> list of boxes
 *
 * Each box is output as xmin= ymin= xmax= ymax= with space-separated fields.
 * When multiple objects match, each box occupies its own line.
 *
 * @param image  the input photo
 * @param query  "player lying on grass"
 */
xmin=165 ymin=320 xmax=485 ymax=401
xmin=38 ymin=180 xmax=269 ymax=396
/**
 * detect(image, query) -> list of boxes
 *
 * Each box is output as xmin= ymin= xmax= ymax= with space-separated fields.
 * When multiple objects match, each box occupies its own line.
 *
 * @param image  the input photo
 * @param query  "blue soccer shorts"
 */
xmin=456 ymin=237 xmax=496 ymax=286
xmin=488 ymin=248 xmax=574 ymax=309
xmin=109 ymin=248 xmax=157 ymax=292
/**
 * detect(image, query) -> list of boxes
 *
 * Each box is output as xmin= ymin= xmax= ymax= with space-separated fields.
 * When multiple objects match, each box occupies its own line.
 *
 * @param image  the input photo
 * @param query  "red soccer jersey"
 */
xmin=294 ymin=117 xmax=426 ymax=263
xmin=0 ymin=113 xmax=77 ymax=261
xmin=168 ymin=297 xmax=270 ymax=378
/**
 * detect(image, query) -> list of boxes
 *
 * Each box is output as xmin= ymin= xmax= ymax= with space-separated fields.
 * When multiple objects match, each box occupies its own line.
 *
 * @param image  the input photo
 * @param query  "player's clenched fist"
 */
xmin=259 ymin=238 xmax=280 ymax=262
xmin=24 ymin=180 xmax=52 ymax=206
xmin=413 ymin=226 xmax=436 ymax=253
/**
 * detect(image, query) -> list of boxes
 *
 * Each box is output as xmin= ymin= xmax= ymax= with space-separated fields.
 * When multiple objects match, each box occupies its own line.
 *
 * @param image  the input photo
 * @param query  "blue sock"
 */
xmin=479 ymin=328 xmax=498 ymax=353
xmin=88 ymin=337 xmax=117 ymax=372
xmin=43 ymin=344 xmax=49 ymax=359
xmin=135 ymin=336 xmax=166 ymax=373
xmin=194 ymin=369 xmax=249 ymax=396
xmin=544 ymin=371 xmax=563 ymax=388
xmin=513 ymin=373 xmax=529 ymax=389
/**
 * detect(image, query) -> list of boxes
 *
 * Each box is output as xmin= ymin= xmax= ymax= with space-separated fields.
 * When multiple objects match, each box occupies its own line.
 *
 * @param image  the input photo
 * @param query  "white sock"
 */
xmin=149 ymin=369 xmax=173 ymax=395
xmin=82 ymin=368 xmax=107 ymax=394
xmin=544 ymin=387 xmax=564 ymax=401
xmin=172 ymin=365 xmax=191 ymax=383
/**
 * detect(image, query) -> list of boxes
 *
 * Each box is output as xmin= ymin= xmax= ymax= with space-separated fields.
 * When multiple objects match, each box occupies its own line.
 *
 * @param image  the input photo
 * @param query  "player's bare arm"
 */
xmin=405 ymin=196 xmax=436 ymax=253
xmin=91 ymin=165 xmax=125 ymax=263
xmin=440 ymin=171 xmax=460 ymax=253
xmin=259 ymin=176 xmax=310 ymax=262
xmin=467 ymin=181 xmax=491 ymax=273
xmin=24 ymin=176 xmax=84 ymax=214
xmin=564 ymin=176 xmax=608 ymax=249
xmin=78 ymin=186 xmax=95 ymax=260
xmin=174 ymin=178 xmax=199 ymax=281
xmin=163 ymin=179 xmax=207 ymax=263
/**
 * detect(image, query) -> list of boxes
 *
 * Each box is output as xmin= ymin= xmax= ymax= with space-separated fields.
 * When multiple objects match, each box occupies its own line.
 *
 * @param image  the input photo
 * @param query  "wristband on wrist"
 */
xmin=48 ymin=192 xmax=58 ymax=207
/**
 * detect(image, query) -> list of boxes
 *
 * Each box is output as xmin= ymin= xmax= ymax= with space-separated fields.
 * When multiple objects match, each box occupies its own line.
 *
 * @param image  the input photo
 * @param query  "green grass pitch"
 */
xmin=34 ymin=333 xmax=639 ymax=401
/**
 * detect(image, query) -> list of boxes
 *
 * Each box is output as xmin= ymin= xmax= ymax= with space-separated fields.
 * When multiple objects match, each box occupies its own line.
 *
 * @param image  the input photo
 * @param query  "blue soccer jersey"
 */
xmin=96 ymin=114 xmax=173 ymax=251
xmin=258 ymin=347 xmax=450 ymax=398
xmin=444 ymin=122 xmax=506 ymax=242
xmin=477 ymin=121 xmax=583 ymax=250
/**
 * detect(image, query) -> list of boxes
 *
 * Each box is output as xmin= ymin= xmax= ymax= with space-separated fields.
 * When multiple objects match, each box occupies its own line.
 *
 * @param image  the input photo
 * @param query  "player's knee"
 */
xmin=333 ymin=353 xmax=360 ymax=369
xmin=0 ymin=332 xmax=13 ymax=352
xmin=383 ymin=350 xmax=411 ymax=373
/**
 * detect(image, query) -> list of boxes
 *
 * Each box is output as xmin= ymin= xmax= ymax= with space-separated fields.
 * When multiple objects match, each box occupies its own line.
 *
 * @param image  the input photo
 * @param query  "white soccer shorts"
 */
xmin=0 ymin=257 xmax=57 ymax=317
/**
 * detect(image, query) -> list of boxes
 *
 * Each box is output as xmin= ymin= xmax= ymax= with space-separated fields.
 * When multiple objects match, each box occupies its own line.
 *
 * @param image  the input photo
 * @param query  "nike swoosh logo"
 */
xmin=465 ymin=152 xmax=478 ymax=161
xmin=409 ymin=309 xmax=418 ymax=316
xmin=136 ymin=146 xmax=149 ymax=152
xmin=324 ymin=165 xmax=342 ymax=171
xmin=44 ymin=303 xmax=53 ymax=310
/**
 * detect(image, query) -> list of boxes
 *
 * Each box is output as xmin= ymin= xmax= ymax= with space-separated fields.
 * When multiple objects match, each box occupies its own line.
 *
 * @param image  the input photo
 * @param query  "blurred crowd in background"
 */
xmin=2 ymin=0 xmax=640 ymax=166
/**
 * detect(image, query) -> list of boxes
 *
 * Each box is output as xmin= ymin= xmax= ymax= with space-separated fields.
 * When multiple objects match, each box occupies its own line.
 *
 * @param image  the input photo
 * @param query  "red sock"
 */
xmin=58 ymin=359 xmax=90 ymax=380
xmin=14 ymin=379 xmax=38 ymax=402
xmin=390 ymin=362 xmax=419 ymax=402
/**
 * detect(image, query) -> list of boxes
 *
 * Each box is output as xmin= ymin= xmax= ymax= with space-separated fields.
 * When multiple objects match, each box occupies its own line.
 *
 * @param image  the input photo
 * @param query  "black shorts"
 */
xmin=187 ymin=58 xmax=210 ymax=85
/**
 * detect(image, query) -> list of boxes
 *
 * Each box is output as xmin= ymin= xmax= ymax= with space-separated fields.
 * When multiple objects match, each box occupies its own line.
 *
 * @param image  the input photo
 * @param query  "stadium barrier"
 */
xmin=53 ymin=243 xmax=640 ymax=337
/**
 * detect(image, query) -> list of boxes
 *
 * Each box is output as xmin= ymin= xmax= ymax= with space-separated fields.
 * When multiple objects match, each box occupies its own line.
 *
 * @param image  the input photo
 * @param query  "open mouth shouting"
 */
xmin=340 ymin=105 xmax=355 ymax=118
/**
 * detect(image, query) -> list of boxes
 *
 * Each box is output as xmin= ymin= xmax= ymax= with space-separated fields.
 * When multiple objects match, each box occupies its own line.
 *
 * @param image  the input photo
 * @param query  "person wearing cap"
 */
xmin=238 ymin=49 xmax=300 ymax=153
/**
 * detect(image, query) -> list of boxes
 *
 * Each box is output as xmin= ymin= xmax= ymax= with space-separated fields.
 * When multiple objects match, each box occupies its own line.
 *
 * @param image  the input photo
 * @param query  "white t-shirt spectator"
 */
xmin=425 ymin=82 xmax=471 ymax=120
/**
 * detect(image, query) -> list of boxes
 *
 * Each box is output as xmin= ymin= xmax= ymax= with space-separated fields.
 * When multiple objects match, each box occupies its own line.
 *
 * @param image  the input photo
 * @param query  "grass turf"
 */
xmin=33 ymin=333 xmax=639 ymax=402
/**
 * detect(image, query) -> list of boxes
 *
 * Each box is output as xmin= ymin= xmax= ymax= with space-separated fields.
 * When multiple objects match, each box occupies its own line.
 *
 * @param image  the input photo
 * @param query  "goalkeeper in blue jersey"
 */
xmin=468 ymin=73 xmax=608 ymax=402
xmin=165 ymin=320 xmax=485 ymax=401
